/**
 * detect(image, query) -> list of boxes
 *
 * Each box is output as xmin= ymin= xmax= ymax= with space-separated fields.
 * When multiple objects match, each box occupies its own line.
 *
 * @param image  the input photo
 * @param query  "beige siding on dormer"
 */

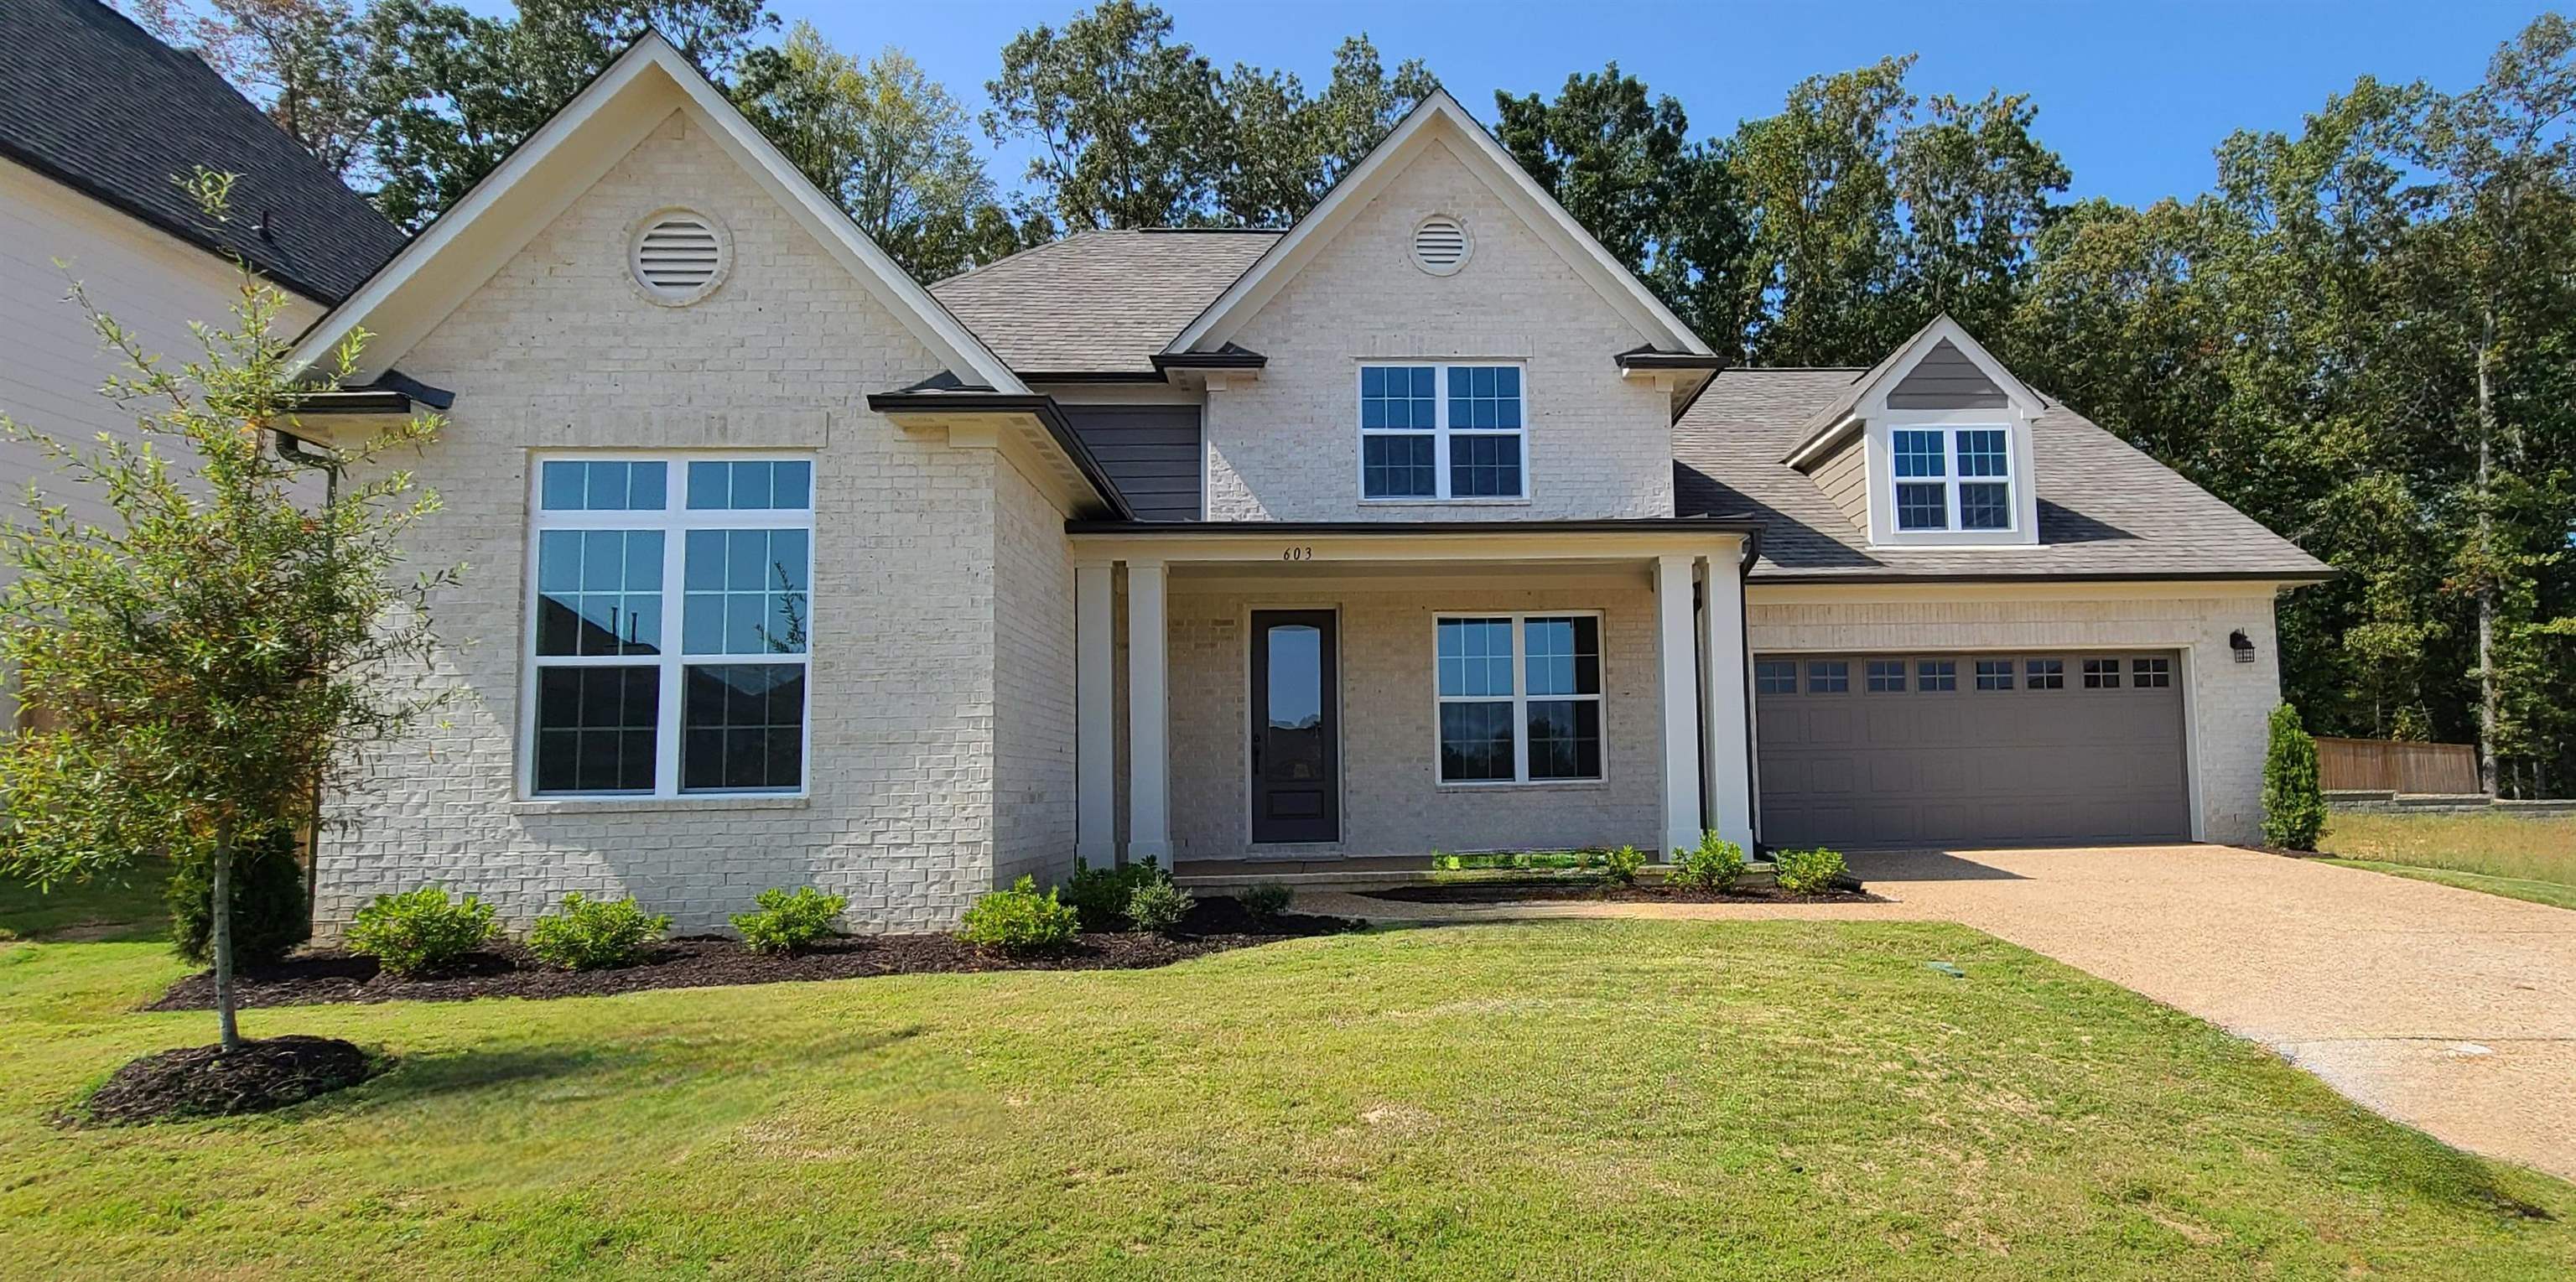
xmin=1203 ymin=137 xmax=1676 ymax=522
xmin=1806 ymin=434 xmax=1870 ymax=531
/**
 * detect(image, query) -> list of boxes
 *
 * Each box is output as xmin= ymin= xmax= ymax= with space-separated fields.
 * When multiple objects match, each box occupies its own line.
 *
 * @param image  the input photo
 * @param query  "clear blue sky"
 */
xmin=770 ymin=0 xmax=2550 ymax=209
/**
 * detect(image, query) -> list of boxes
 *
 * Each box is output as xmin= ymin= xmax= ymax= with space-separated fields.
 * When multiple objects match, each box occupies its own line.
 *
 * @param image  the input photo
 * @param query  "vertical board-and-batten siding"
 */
xmin=1062 ymin=404 xmax=1202 ymax=521
xmin=1885 ymin=339 xmax=2008 ymax=409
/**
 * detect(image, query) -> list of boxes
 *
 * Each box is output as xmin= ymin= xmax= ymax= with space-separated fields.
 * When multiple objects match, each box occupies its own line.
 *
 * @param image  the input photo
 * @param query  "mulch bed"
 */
xmin=77 ymin=1035 xmax=377 ymax=1125
xmin=1360 ymin=880 xmax=1878 ymax=906
xmin=148 ymin=896 xmax=1356 ymax=1011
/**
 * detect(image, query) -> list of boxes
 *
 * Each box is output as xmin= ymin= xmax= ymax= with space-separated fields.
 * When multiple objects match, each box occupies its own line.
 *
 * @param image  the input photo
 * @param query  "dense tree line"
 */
xmin=137 ymin=1 xmax=2576 ymax=792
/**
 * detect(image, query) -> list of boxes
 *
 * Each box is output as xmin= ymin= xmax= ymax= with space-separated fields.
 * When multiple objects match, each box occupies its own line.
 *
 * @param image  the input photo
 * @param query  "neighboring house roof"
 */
xmin=288 ymin=33 xmax=1027 ymax=395
xmin=1675 ymin=368 xmax=2334 ymax=583
xmin=930 ymin=230 xmax=1279 ymax=377
xmin=0 ymin=0 xmax=406 ymax=304
xmin=1166 ymin=88 xmax=1714 ymax=360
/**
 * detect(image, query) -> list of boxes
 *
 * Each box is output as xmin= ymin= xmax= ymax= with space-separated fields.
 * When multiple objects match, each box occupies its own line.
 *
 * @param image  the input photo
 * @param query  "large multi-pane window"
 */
xmin=529 ymin=455 xmax=813 ymax=797
xmin=1435 ymin=614 xmax=1601 ymax=782
xmin=1888 ymin=426 xmax=2015 ymax=532
xmin=1360 ymin=364 xmax=1525 ymax=500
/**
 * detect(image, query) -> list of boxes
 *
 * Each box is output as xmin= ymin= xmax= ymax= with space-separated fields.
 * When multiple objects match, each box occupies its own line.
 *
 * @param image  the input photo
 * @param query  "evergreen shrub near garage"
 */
xmin=731 ymin=887 xmax=848 ymax=955
xmin=1239 ymin=882 xmax=1294 ymax=919
xmin=1773 ymin=848 xmax=1849 ymax=895
xmin=2263 ymin=703 xmax=2327 ymax=851
xmin=1668 ymin=832 xmax=1748 ymax=892
xmin=527 ymin=892 xmax=670 ymax=970
xmin=169 ymin=827 xmax=308 ymax=966
xmin=1124 ymin=878 xmax=1196 ymax=933
xmin=1063 ymin=857 xmax=1167 ymax=931
xmin=958 ymin=877 xmax=1079 ymax=953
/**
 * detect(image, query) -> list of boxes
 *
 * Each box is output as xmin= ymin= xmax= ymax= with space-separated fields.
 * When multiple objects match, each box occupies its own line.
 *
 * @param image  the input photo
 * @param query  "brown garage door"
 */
xmin=1754 ymin=651 xmax=2189 ymax=848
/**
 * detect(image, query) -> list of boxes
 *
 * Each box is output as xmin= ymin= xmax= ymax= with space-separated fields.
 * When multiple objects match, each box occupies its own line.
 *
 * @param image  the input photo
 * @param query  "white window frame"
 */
xmin=1357 ymin=361 xmax=1529 ymax=503
xmin=1887 ymin=423 xmax=2020 ymax=536
xmin=522 ymin=450 xmax=816 ymax=800
xmin=1430 ymin=610 xmax=1605 ymax=786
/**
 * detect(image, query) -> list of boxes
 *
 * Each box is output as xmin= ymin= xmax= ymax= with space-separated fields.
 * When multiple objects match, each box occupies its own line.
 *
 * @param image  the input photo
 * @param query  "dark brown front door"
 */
xmin=1251 ymin=610 xmax=1338 ymax=843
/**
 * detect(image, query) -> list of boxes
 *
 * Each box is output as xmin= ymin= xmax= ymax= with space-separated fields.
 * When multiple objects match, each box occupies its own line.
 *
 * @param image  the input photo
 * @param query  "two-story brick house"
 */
xmin=283 ymin=36 xmax=2328 ymax=935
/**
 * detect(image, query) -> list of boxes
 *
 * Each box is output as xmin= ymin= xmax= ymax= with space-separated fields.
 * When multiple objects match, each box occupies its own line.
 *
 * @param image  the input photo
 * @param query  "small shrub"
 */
xmin=169 ymin=828 xmax=309 ymax=966
xmin=2262 ymin=703 xmax=2327 ymax=851
xmin=1668 ymin=831 xmax=1748 ymax=893
xmin=526 ymin=892 xmax=669 ymax=970
xmin=1774 ymin=847 xmax=1849 ymax=895
xmin=1063 ymin=858 xmax=1166 ymax=932
xmin=346 ymin=887 xmax=499 ymax=978
xmin=1126 ymin=878 xmax=1197 ymax=933
xmin=1602 ymin=845 xmax=1646 ymax=885
xmin=731 ymin=886 xmax=847 ymax=955
xmin=958 ymin=876 xmax=1079 ymax=953
xmin=1239 ymin=882 xmax=1294 ymax=919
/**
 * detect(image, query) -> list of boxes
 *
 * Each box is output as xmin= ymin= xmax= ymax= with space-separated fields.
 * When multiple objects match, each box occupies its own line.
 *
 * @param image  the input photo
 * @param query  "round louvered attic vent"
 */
xmin=1411 ymin=215 xmax=1470 ymax=276
xmin=630 ymin=209 xmax=729 ymax=304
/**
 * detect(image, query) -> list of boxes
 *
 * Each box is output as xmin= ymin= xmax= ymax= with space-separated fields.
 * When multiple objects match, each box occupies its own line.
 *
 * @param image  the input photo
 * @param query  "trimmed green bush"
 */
xmin=1668 ymin=832 xmax=1748 ymax=893
xmin=2262 ymin=703 xmax=2328 ymax=851
xmin=526 ymin=892 xmax=669 ymax=970
xmin=169 ymin=828 xmax=309 ymax=966
xmin=1774 ymin=847 xmax=1849 ymax=895
xmin=731 ymin=887 xmax=847 ymax=955
xmin=1239 ymin=882 xmax=1294 ymax=919
xmin=1126 ymin=878 xmax=1196 ymax=933
xmin=1602 ymin=845 xmax=1647 ymax=885
xmin=1063 ymin=857 xmax=1166 ymax=932
xmin=958 ymin=876 xmax=1079 ymax=953
xmin=346 ymin=887 xmax=499 ymax=978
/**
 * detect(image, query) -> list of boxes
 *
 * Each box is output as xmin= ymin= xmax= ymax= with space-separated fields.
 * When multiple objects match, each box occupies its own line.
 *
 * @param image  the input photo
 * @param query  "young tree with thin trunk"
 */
xmin=0 ymin=173 xmax=452 ymax=1051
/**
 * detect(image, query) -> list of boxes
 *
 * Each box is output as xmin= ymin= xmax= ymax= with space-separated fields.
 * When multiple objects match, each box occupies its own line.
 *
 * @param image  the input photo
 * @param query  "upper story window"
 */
xmin=1891 ymin=427 xmax=2015 ymax=532
xmin=1359 ymin=363 xmax=1524 ymax=501
xmin=528 ymin=454 xmax=814 ymax=799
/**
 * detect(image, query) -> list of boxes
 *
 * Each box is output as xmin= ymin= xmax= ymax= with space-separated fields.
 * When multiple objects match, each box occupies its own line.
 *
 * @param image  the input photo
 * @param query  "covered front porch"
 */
xmin=1067 ymin=521 xmax=1760 ymax=869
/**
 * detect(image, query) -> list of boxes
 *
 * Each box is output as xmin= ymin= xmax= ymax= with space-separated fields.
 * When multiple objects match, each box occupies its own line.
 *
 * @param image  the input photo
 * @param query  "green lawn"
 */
xmin=2322 ymin=811 xmax=2576 ymax=910
xmin=0 ymin=862 xmax=169 ymax=942
xmin=3 ymin=921 xmax=2571 ymax=1279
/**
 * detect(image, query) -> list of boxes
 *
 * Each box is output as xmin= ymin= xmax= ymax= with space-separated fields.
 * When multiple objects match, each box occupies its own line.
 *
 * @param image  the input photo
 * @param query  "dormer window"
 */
xmin=1892 ymin=426 xmax=2015 ymax=532
xmin=1358 ymin=363 xmax=1525 ymax=501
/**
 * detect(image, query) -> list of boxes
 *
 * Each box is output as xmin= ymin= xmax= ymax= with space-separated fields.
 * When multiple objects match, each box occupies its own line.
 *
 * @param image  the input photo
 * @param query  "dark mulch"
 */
xmin=148 ymin=896 xmax=1357 ymax=1011
xmin=1360 ymin=879 xmax=1877 ymax=906
xmin=77 ymin=1035 xmax=377 ymax=1125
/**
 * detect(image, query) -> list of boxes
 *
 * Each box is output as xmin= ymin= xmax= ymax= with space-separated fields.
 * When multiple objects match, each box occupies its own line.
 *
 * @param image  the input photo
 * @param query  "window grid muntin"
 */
xmin=1916 ymin=659 xmax=1957 ymax=692
xmin=1883 ymin=425 xmax=2018 ymax=535
xmin=1806 ymin=660 xmax=1849 ymax=693
xmin=1754 ymin=660 xmax=1797 ymax=696
xmin=2082 ymin=657 xmax=2122 ymax=689
xmin=1975 ymin=659 xmax=2014 ymax=691
xmin=2132 ymin=657 xmax=2173 ymax=688
xmin=527 ymin=452 xmax=815 ymax=798
xmin=1866 ymin=659 xmax=1907 ymax=693
xmin=1360 ymin=363 xmax=1526 ymax=501
xmin=1434 ymin=613 xmax=1602 ymax=784
xmin=2026 ymin=658 xmax=2065 ymax=689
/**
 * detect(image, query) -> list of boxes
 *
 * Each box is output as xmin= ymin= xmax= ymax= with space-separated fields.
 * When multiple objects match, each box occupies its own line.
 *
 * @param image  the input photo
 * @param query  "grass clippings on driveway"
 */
xmin=4 ymin=919 xmax=2571 ymax=1278
xmin=2322 ymin=810 xmax=2576 ymax=910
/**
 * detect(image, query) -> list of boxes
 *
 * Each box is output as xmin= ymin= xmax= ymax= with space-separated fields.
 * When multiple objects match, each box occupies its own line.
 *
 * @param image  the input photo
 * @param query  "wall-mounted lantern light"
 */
xmin=2230 ymin=630 xmax=2256 ymax=664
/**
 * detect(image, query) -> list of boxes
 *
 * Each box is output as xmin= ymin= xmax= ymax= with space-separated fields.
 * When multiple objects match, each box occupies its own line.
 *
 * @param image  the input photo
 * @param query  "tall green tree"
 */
xmin=1729 ymin=57 xmax=1915 ymax=364
xmin=125 ymin=0 xmax=384 ymax=182
xmin=984 ymin=0 xmax=1228 ymax=230
xmin=1214 ymin=37 xmax=1436 ymax=226
xmin=0 ymin=176 xmax=453 ymax=1050
xmin=1891 ymin=89 xmax=2069 ymax=341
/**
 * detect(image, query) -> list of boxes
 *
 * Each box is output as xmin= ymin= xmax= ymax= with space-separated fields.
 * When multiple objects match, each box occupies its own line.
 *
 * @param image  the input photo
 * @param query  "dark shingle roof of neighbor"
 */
xmin=1676 ymin=368 xmax=2334 ymax=581
xmin=931 ymin=229 xmax=1280 ymax=376
xmin=0 ymin=0 xmax=408 ymax=304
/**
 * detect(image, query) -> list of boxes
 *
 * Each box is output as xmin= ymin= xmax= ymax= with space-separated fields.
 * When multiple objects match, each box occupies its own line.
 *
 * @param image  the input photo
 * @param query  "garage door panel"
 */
xmin=1756 ymin=651 xmax=2190 ymax=849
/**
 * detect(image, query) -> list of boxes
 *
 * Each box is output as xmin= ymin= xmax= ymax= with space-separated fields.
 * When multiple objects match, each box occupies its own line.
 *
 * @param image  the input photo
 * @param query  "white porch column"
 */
xmin=1654 ymin=555 xmax=1704 ymax=857
xmin=1125 ymin=559 xmax=1173 ymax=866
xmin=1074 ymin=562 xmax=1116 ymax=866
xmin=1700 ymin=548 xmax=1756 ymax=853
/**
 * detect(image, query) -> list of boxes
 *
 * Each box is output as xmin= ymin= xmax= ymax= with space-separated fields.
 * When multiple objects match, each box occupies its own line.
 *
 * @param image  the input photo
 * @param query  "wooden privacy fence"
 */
xmin=2315 ymin=737 xmax=2483 ymax=795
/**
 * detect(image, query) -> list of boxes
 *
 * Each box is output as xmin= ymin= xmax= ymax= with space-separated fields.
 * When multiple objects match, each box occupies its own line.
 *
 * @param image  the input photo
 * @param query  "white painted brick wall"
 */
xmin=1204 ymin=138 xmax=1675 ymax=522
xmin=992 ymin=454 xmax=1078 ymax=890
xmin=1745 ymin=589 xmax=2288 ymax=845
xmin=313 ymin=111 xmax=1051 ymax=937
xmin=1166 ymin=575 xmax=1666 ymax=859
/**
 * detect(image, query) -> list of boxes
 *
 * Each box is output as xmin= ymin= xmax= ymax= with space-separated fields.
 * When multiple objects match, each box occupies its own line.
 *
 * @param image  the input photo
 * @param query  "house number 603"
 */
xmin=1280 ymin=547 xmax=1313 ymax=561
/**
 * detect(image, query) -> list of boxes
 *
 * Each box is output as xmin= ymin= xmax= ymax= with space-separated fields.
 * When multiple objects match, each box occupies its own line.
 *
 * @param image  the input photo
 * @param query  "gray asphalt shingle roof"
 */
xmin=1 ymin=0 xmax=408 ymax=304
xmin=930 ymin=229 xmax=1280 ymax=376
xmin=1676 ymin=368 xmax=2333 ymax=581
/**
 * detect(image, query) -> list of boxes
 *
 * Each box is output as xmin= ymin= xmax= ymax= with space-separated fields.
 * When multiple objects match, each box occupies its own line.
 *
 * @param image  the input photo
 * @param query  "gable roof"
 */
xmin=1678 ymin=367 xmax=2333 ymax=583
xmin=0 ymin=0 xmax=407 ymax=304
xmin=1166 ymin=88 xmax=1712 ymax=359
xmin=286 ymin=32 xmax=1026 ymax=392
xmin=931 ymin=230 xmax=1278 ymax=376
xmin=1781 ymin=314 xmax=2044 ymax=467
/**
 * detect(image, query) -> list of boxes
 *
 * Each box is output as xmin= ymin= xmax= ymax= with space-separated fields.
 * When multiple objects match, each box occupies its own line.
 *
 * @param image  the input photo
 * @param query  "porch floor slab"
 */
xmin=1298 ymin=843 xmax=2576 ymax=1183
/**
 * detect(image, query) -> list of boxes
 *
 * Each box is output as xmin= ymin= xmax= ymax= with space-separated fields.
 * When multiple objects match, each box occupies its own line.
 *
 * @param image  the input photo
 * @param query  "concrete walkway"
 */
xmin=1301 ymin=844 xmax=2576 ymax=1181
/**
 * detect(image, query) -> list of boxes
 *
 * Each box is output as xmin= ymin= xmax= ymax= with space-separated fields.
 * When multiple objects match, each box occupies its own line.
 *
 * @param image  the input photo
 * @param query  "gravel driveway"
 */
xmin=1309 ymin=844 xmax=2576 ymax=1179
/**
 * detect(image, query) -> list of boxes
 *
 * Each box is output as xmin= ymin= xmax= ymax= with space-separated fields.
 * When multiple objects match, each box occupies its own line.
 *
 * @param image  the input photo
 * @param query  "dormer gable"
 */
xmin=1783 ymin=316 xmax=2044 ymax=549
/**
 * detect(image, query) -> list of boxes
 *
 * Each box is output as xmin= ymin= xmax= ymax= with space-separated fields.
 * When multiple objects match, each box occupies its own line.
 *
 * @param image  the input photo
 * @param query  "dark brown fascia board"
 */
xmin=1615 ymin=350 xmax=1727 ymax=371
xmin=1748 ymin=568 xmax=2340 ymax=586
xmin=1069 ymin=515 xmax=1765 ymax=571
xmin=293 ymin=389 xmax=414 ymax=413
xmin=864 ymin=391 xmax=1135 ymax=521
xmin=1020 ymin=370 xmax=1171 ymax=384
xmin=1152 ymin=349 xmax=1268 ymax=372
